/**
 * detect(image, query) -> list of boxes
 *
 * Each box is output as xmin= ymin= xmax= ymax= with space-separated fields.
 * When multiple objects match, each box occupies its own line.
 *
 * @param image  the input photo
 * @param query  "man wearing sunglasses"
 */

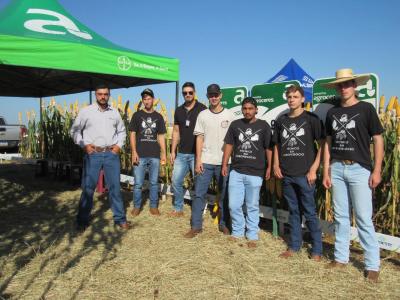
xmin=169 ymin=82 xmax=206 ymax=217
xmin=184 ymin=83 xmax=234 ymax=238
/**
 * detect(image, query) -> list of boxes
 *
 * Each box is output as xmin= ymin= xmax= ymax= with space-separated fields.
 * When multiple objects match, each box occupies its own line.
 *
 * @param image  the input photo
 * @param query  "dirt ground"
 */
xmin=0 ymin=163 xmax=399 ymax=300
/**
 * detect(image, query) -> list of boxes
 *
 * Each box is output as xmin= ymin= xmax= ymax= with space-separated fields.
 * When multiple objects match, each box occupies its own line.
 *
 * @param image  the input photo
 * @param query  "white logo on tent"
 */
xmin=24 ymin=8 xmax=93 ymax=40
xmin=272 ymin=75 xmax=288 ymax=83
xmin=117 ymin=56 xmax=131 ymax=71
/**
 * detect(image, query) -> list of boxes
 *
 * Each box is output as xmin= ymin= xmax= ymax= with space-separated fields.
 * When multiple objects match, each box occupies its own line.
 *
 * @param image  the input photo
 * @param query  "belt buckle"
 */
xmin=343 ymin=159 xmax=354 ymax=165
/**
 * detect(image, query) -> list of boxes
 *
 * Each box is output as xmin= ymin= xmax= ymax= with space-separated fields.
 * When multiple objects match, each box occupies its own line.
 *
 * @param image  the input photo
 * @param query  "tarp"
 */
xmin=267 ymin=58 xmax=314 ymax=102
xmin=0 ymin=0 xmax=179 ymax=97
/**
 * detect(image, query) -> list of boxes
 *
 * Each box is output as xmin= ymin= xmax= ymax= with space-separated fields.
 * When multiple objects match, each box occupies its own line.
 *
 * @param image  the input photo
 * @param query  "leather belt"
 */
xmin=333 ymin=159 xmax=355 ymax=165
xmin=94 ymin=146 xmax=112 ymax=152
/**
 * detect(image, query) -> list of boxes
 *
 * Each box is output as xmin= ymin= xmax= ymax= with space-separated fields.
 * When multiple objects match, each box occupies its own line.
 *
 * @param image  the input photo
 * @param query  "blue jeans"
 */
xmin=331 ymin=161 xmax=380 ymax=271
xmin=133 ymin=157 xmax=160 ymax=208
xmin=191 ymin=163 xmax=230 ymax=230
xmin=77 ymin=152 xmax=126 ymax=225
xmin=282 ymin=175 xmax=322 ymax=256
xmin=171 ymin=153 xmax=195 ymax=211
xmin=228 ymin=170 xmax=262 ymax=240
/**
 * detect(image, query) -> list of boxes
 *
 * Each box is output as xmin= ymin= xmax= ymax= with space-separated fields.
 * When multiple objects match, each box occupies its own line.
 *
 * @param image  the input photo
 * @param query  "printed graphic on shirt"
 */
xmin=332 ymin=114 xmax=358 ymax=141
xmin=282 ymin=122 xmax=306 ymax=148
xmin=238 ymin=128 xmax=261 ymax=151
xmin=140 ymin=117 xmax=158 ymax=142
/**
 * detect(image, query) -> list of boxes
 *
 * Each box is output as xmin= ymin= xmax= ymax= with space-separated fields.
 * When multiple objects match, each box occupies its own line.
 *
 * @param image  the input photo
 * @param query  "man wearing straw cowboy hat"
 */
xmin=322 ymin=69 xmax=384 ymax=282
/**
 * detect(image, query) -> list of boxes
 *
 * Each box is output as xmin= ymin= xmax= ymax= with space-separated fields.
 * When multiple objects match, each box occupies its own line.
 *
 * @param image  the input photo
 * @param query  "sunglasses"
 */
xmin=183 ymin=91 xmax=194 ymax=96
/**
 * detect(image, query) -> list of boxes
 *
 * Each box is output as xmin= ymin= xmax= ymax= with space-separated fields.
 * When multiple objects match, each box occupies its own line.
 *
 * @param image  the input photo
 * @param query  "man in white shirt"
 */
xmin=184 ymin=84 xmax=234 ymax=238
xmin=70 ymin=85 xmax=129 ymax=231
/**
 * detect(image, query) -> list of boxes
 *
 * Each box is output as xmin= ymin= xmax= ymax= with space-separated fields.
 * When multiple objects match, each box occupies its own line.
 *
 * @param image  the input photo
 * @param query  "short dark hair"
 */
xmin=242 ymin=97 xmax=257 ymax=107
xmin=94 ymin=84 xmax=110 ymax=92
xmin=285 ymin=85 xmax=304 ymax=97
xmin=182 ymin=82 xmax=195 ymax=91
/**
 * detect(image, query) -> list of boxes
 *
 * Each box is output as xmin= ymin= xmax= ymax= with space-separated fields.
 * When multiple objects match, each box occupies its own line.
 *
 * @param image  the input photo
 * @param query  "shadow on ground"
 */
xmin=0 ymin=163 xmax=129 ymax=299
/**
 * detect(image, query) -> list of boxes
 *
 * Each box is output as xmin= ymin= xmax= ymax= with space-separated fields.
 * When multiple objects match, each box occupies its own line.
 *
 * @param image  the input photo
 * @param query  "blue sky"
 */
xmin=1 ymin=0 xmax=399 ymax=124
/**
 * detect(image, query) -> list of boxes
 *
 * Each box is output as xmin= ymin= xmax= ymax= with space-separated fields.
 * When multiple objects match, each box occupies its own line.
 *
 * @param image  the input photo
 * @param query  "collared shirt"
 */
xmin=70 ymin=103 xmax=126 ymax=148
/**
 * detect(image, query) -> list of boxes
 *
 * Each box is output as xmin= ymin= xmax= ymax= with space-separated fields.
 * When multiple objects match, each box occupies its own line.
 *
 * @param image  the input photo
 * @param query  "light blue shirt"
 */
xmin=70 ymin=103 xmax=126 ymax=148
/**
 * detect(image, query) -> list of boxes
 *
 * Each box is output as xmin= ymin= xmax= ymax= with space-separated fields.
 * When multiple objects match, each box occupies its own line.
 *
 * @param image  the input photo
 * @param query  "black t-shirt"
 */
xmin=174 ymin=101 xmax=207 ymax=154
xmin=325 ymin=101 xmax=383 ymax=170
xmin=129 ymin=110 xmax=167 ymax=158
xmin=224 ymin=118 xmax=272 ymax=177
xmin=273 ymin=111 xmax=324 ymax=176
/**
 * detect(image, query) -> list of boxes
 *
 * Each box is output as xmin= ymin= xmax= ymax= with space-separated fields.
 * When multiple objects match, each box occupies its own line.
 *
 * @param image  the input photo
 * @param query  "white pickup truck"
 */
xmin=0 ymin=116 xmax=26 ymax=150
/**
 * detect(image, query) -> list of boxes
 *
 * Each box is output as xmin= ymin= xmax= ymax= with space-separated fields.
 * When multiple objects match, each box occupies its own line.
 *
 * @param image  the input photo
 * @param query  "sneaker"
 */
xmin=149 ymin=208 xmax=161 ymax=216
xmin=184 ymin=228 xmax=202 ymax=238
xmin=130 ymin=208 xmax=141 ymax=217
xmin=168 ymin=210 xmax=184 ymax=217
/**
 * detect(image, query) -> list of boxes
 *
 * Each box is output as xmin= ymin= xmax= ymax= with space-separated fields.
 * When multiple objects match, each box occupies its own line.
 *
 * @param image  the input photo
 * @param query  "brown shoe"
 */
xmin=130 ymin=208 xmax=141 ymax=217
xmin=279 ymin=249 xmax=296 ymax=259
xmin=149 ymin=208 xmax=161 ymax=216
xmin=168 ymin=210 xmax=184 ymax=217
xmin=116 ymin=221 xmax=131 ymax=230
xmin=365 ymin=270 xmax=379 ymax=283
xmin=325 ymin=261 xmax=347 ymax=269
xmin=184 ymin=228 xmax=202 ymax=238
xmin=247 ymin=241 xmax=257 ymax=248
xmin=219 ymin=226 xmax=230 ymax=235
xmin=311 ymin=254 xmax=322 ymax=262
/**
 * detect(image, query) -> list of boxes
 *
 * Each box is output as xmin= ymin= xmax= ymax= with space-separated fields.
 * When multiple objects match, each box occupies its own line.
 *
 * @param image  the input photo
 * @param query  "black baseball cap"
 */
xmin=141 ymin=88 xmax=154 ymax=98
xmin=207 ymin=84 xmax=221 ymax=95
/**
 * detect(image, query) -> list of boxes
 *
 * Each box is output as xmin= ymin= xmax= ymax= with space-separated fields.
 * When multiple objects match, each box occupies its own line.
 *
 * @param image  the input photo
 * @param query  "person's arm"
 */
xmin=265 ymin=148 xmax=273 ymax=180
xmin=170 ymin=124 xmax=180 ymax=165
xmin=70 ymin=110 xmax=95 ymax=154
xmin=273 ymin=145 xmax=283 ymax=179
xmin=369 ymin=134 xmax=384 ymax=188
xmin=322 ymin=136 xmax=332 ymax=189
xmin=221 ymin=143 xmax=233 ymax=176
xmin=306 ymin=139 xmax=323 ymax=186
xmin=130 ymin=131 xmax=139 ymax=165
xmin=111 ymin=113 xmax=126 ymax=154
xmin=195 ymin=135 xmax=204 ymax=174
xmin=158 ymin=134 xmax=167 ymax=165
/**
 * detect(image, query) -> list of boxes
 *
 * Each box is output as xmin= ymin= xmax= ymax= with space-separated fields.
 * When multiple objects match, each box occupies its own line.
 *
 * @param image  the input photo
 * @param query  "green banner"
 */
xmin=220 ymin=86 xmax=248 ymax=119
xmin=312 ymin=74 xmax=379 ymax=122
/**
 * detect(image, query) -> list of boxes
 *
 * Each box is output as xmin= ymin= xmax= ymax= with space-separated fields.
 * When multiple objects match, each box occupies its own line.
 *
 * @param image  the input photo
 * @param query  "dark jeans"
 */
xmin=191 ymin=164 xmax=230 ymax=230
xmin=77 ymin=152 xmax=126 ymax=226
xmin=282 ymin=175 xmax=322 ymax=256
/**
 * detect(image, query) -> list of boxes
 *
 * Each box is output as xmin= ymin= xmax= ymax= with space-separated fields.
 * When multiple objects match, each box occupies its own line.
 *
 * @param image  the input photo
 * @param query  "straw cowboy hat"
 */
xmin=322 ymin=68 xmax=370 ymax=88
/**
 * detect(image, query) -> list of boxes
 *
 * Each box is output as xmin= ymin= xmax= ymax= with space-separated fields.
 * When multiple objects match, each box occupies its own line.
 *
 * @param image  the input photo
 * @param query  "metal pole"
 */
xmin=89 ymin=90 xmax=92 ymax=104
xmin=175 ymin=81 xmax=179 ymax=109
xmin=39 ymin=97 xmax=44 ymax=159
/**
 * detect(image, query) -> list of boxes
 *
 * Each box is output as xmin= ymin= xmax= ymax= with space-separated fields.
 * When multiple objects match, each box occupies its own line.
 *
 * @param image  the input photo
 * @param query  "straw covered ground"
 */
xmin=0 ymin=163 xmax=399 ymax=300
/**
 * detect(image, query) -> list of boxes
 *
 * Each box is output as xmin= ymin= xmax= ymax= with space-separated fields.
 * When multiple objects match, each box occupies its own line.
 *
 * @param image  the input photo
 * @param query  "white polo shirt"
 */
xmin=194 ymin=108 xmax=234 ymax=165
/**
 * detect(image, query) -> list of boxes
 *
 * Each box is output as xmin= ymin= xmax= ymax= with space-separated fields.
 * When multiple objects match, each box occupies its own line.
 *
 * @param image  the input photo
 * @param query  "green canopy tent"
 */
xmin=0 ymin=0 xmax=179 ymax=106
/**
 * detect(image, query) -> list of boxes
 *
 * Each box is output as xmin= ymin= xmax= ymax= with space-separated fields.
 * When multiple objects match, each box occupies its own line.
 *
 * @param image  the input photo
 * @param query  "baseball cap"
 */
xmin=207 ymin=84 xmax=221 ymax=95
xmin=141 ymin=88 xmax=154 ymax=98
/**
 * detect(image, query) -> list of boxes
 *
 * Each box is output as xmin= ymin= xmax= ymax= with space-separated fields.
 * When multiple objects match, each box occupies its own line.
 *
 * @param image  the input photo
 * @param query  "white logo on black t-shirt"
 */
xmin=238 ymin=128 xmax=260 ymax=151
xmin=282 ymin=122 xmax=306 ymax=147
xmin=141 ymin=117 xmax=157 ymax=136
xmin=332 ymin=114 xmax=358 ymax=141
